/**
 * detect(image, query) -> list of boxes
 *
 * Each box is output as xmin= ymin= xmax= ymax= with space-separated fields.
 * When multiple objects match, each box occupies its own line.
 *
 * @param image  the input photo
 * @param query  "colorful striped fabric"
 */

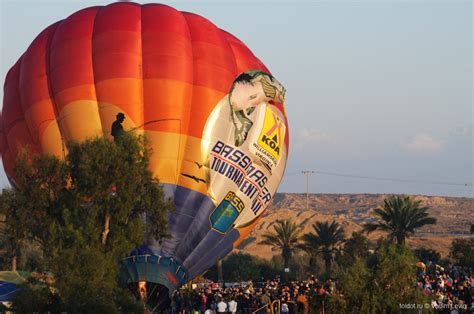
xmin=1 ymin=3 xmax=289 ymax=304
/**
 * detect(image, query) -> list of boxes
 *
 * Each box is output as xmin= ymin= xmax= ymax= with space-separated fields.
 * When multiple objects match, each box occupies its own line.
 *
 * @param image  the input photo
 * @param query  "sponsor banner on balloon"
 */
xmin=251 ymin=105 xmax=286 ymax=171
xmin=209 ymin=191 xmax=244 ymax=234
xmin=202 ymin=70 xmax=287 ymax=232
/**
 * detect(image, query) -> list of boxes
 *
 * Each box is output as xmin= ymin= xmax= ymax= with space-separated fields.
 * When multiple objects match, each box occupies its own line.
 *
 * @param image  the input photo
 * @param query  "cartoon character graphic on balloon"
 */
xmin=229 ymin=70 xmax=286 ymax=147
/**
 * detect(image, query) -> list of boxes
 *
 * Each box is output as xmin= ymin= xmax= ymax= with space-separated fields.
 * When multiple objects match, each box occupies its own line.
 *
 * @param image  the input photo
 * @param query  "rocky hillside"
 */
xmin=238 ymin=193 xmax=473 ymax=258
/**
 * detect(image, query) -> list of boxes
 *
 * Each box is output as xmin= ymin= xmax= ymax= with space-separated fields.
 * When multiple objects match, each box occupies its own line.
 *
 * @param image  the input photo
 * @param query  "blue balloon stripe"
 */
xmin=0 ymin=281 xmax=20 ymax=302
xmin=174 ymin=197 xmax=216 ymax=262
xmin=187 ymin=229 xmax=240 ymax=279
xmin=157 ymin=185 xmax=209 ymax=258
xmin=181 ymin=230 xmax=222 ymax=269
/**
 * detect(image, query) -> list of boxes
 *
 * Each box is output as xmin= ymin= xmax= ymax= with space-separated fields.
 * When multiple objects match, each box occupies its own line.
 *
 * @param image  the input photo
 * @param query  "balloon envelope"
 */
xmin=1 ymin=2 xmax=289 ymax=308
xmin=0 ymin=271 xmax=29 ymax=302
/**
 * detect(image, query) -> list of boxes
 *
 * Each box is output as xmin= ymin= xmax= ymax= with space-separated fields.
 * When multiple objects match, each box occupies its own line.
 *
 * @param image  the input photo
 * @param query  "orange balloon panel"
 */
xmin=1 ymin=2 xmax=275 ymax=180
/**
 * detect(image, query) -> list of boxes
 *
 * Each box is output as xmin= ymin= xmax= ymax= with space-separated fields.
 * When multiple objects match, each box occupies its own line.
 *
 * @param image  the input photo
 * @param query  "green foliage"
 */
xmin=371 ymin=244 xmax=427 ymax=310
xmin=336 ymin=231 xmax=369 ymax=268
xmin=206 ymin=252 xmax=312 ymax=283
xmin=260 ymin=255 xmax=283 ymax=281
xmin=450 ymin=238 xmax=474 ymax=267
xmin=363 ymin=195 xmax=436 ymax=245
xmin=326 ymin=258 xmax=371 ymax=313
xmin=206 ymin=252 xmax=280 ymax=282
xmin=327 ymin=243 xmax=427 ymax=313
xmin=0 ymin=181 xmax=40 ymax=270
xmin=12 ymin=282 xmax=63 ymax=313
xmin=301 ymin=220 xmax=345 ymax=279
xmin=269 ymin=253 xmax=311 ymax=281
xmin=0 ymin=133 xmax=173 ymax=312
xmin=344 ymin=232 xmax=370 ymax=257
xmin=259 ymin=219 xmax=301 ymax=280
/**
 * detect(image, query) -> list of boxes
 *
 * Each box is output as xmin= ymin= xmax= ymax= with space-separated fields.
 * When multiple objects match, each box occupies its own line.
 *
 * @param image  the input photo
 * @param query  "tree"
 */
xmin=259 ymin=219 xmax=301 ymax=281
xmin=0 ymin=133 xmax=173 ymax=312
xmin=269 ymin=253 xmax=312 ymax=281
xmin=371 ymin=244 xmax=427 ymax=311
xmin=10 ymin=277 xmax=63 ymax=313
xmin=336 ymin=231 xmax=370 ymax=267
xmin=363 ymin=195 xmax=436 ymax=245
xmin=301 ymin=220 xmax=345 ymax=279
xmin=450 ymin=238 xmax=474 ymax=267
xmin=328 ymin=244 xmax=427 ymax=313
xmin=0 ymin=191 xmax=27 ymax=271
xmin=326 ymin=258 xmax=372 ymax=313
xmin=206 ymin=252 xmax=279 ymax=282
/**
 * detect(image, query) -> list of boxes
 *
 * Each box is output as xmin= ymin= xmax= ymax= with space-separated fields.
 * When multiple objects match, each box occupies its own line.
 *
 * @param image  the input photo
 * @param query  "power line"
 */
xmin=301 ymin=171 xmax=315 ymax=209
xmin=284 ymin=170 xmax=472 ymax=187
xmin=313 ymin=171 xmax=472 ymax=187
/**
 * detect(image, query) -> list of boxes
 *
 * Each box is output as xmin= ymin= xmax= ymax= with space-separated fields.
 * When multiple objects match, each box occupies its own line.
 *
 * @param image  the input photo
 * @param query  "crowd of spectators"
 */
xmin=169 ymin=262 xmax=472 ymax=313
xmin=416 ymin=261 xmax=473 ymax=313
xmin=170 ymin=276 xmax=334 ymax=313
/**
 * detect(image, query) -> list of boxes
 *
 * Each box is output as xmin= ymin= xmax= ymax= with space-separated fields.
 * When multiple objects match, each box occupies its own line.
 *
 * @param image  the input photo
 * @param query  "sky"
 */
xmin=0 ymin=0 xmax=472 ymax=197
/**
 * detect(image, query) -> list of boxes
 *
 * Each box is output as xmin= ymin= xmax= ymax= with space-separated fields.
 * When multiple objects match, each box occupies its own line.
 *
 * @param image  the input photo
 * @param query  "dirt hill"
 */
xmin=237 ymin=193 xmax=473 ymax=258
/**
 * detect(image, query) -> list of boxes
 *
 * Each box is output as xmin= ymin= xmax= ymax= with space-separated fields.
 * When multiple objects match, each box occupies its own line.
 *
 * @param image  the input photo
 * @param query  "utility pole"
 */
xmin=302 ymin=171 xmax=314 ymax=210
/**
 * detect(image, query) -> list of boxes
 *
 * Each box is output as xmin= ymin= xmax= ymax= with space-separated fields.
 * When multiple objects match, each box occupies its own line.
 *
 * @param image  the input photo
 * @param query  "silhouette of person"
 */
xmin=111 ymin=112 xmax=125 ymax=140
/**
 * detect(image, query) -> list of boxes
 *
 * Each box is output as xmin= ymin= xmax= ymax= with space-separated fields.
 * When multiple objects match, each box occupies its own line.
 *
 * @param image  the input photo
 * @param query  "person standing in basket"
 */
xmin=111 ymin=112 xmax=125 ymax=141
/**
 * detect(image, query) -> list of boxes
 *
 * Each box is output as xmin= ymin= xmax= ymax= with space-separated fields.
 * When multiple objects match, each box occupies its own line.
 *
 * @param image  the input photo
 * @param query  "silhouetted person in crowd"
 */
xmin=111 ymin=112 xmax=125 ymax=140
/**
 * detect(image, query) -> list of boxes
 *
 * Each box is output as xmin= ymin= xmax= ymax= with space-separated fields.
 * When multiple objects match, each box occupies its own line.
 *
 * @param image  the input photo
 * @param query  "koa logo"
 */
xmin=258 ymin=107 xmax=285 ymax=161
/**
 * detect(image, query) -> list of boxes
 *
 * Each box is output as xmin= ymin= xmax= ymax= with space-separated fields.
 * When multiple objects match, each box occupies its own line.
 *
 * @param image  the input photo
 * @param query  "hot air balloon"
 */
xmin=0 ymin=271 xmax=55 ymax=304
xmin=0 ymin=271 xmax=28 ymax=302
xmin=0 ymin=2 xmax=289 ymax=311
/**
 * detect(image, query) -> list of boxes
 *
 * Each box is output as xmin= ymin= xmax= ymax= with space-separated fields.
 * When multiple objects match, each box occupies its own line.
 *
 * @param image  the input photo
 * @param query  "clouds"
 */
xmin=290 ymin=127 xmax=348 ymax=156
xmin=449 ymin=124 xmax=473 ymax=137
xmin=295 ymin=126 xmax=467 ymax=157
xmin=400 ymin=125 xmax=472 ymax=154
xmin=298 ymin=128 xmax=341 ymax=145
xmin=292 ymin=128 xmax=345 ymax=153
xmin=401 ymin=133 xmax=444 ymax=153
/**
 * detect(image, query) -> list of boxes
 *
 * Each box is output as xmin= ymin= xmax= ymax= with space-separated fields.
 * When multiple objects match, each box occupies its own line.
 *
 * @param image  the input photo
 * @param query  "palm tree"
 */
xmin=260 ymin=219 xmax=301 ymax=280
xmin=363 ymin=195 xmax=437 ymax=245
xmin=301 ymin=220 xmax=345 ymax=279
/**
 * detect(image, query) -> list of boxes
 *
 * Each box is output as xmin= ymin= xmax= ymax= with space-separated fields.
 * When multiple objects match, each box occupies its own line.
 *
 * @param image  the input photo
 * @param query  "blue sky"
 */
xmin=1 ymin=0 xmax=472 ymax=197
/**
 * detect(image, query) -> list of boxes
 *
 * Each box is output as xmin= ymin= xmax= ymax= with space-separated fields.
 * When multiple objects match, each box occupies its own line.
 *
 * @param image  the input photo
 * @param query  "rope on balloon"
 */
xmin=34 ymin=114 xmax=74 ymax=158
xmin=35 ymin=116 xmax=183 ymax=160
xmin=127 ymin=118 xmax=181 ymax=133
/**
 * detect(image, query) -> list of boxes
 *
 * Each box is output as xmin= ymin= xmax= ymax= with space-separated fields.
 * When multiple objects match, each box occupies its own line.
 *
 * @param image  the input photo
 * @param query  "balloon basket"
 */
xmin=120 ymin=255 xmax=187 ymax=312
